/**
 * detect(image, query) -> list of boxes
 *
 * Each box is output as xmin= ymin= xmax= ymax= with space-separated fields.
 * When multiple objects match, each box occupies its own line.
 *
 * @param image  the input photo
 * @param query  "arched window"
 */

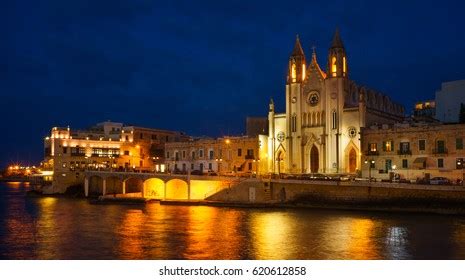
xmin=343 ymin=56 xmax=347 ymax=76
xmin=302 ymin=64 xmax=306 ymax=81
xmin=291 ymin=63 xmax=296 ymax=82
xmin=291 ymin=114 xmax=297 ymax=132
xmin=332 ymin=110 xmax=337 ymax=130
xmin=331 ymin=56 xmax=337 ymax=77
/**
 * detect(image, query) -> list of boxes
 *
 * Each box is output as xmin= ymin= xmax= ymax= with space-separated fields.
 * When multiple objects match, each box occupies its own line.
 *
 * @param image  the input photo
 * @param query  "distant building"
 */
xmin=246 ymin=117 xmax=268 ymax=137
xmin=165 ymin=136 xmax=266 ymax=175
xmin=413 ymin=100 xmax=436 ymax=119
xmin=43 ymin=122 xmax=189 ymax=193
xmin=435 ymin=80 xmax=465 ymax=123
xmin=361 ymin=122 xmax=465 ymax=182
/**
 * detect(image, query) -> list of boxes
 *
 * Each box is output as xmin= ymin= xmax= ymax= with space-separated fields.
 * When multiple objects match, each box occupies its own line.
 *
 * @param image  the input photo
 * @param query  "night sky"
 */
xmin=2 ymin=0 xmax=465 ymax=168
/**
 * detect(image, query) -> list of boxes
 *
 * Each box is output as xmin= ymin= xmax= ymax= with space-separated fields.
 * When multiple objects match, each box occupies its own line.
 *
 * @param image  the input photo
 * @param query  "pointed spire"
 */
xmin=291 ymin=34 xmax=305 ymax=57
xmin=311 ymin=45 xmax=317 ymax=62
xmin=331 ymin=28 xmax=344 ymax=49
xmin=269 ymin=98 xmax=275 ymax=112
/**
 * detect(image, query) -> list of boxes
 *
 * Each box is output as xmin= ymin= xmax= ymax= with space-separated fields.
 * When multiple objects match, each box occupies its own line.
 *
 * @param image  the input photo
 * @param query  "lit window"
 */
xmin=383 ymin=140 xmax=393 ymax=152
xmin=302 ymin=64 xmax=306 ymax=80
xmin=369 ymin=143 xmax=377 ymax=152
xmin=343 ymin=56 xmax=346 ymax=75
xmin=291 ymin=63 xmax=296 ymax=82
xmin=331 ymin=56 xmax=337 ymax=76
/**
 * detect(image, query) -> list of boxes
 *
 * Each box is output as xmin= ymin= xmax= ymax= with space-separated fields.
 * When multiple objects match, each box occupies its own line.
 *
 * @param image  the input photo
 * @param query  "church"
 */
xmin=264 ymin=30 xmax=405 ymax=175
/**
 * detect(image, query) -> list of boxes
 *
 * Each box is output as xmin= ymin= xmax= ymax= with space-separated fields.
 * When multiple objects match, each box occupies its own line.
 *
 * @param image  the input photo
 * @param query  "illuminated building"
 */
xmin=43 ymin=121 xmax=189 ymax=193
xmin=164 ymin=136 xmax=265 ymax=175
xmin=361 ymin=122 xmax=465 ymax=182
xmin=263 ymin=30 xmax=404 ymax=175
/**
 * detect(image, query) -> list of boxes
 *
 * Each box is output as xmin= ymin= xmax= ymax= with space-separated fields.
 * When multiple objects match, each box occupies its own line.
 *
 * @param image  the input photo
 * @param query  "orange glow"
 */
xmin=144 ymin=178 xmax=165 ymax=199
xmin=343 ymin=56 xmax=346 ymax=74
xmin=291 ymin=63 xmax=296 ymax=82
xmin=302 ymin=64 xmax=306 ymax=80
xmin=331 ymin=56 xmax=337 ymax=76
xmin=165 ymin=179 xmax=188 ymax=200
xmin=190 ymin=180 xmax=226 ymax=200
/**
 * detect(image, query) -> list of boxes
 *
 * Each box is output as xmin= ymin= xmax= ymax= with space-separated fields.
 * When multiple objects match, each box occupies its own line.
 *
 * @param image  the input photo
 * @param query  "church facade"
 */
xmin=263 ymin=30 xmax=405 ymax=175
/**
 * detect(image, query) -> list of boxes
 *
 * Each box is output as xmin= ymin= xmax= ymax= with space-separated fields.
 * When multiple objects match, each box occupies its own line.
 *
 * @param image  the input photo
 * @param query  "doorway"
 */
xmin=310 ymin=145 xmax=319 ymax=173
xmin=349 ymin=148 xmax=357 ymax=173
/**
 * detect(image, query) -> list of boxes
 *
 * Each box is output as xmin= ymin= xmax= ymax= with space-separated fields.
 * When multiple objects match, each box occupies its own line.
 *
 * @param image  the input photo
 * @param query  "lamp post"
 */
xmin=364 ymin=159 xmax=375 ymax=182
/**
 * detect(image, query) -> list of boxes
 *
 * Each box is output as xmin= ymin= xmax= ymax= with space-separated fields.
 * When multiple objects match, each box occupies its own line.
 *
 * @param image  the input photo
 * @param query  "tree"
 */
xmin=460 ymin=103 xmax=465 ymax=124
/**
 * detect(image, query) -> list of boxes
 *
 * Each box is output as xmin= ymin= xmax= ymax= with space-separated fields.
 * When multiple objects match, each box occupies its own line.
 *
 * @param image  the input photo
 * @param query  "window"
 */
xmin=200 ymin=163 xmax=204 ymax=171
xmin=166 ymin=151 xmax=170 ymax=159
xmin=208 ymin=163 xmax=212 ymax=170
xmin=238 ymin=149 xmax=242 ymax=157
xmin=438 ymin=158 xmax=444 ymax=168
xmin=369 ymin=143 xmax=377 ymax=152
xmin=182 ymin=151 xmax=186 ymax=159
xmin=332 ymin=111 xmax=337 ymax=129
xmin=191 ymin=151 xmax=195 ymax=159
xmin=152 ymin=134 xmax=157 ymax=140
xmin=291 ymin=114 xmax=297 ymax=132
xmin=209 ymin=150 xmax=214 ymax=160
xmin=125 ymin=135 xmax=129 ymax=141
xmin=343 ymin=56 xmax=346 ymax=75
xmin=436 ymin=140 xmax=445 ymax=153
xmin=291 ymin=63 xmax=296 ymax=83
xmin=385 ymin=159 xmax=392 ymax=172
xmin=419 ymin=139 xmax=426 ymax=151
xmin=247 ymin=149 xmax=254 ymax=158
xmin=63 ymin=147 xmax=68 ymax=154
xmin=182 ymin=163 xmax=186 ymax=171
xmin=456 ymin=138 xmax=463 ymax=150
xmin=140 ymin=133 xmax=143 ymax=139
xmin=370 ymin=161 xmax=375 ymax=169
xmin=331 ymin=56 xmax=337 ymax=76
xmin=400 ymin=142 xmax=410 ymax=154
xmin=199 ymin=150 xmax=203 ymax=158
xmin=402 ymin=159 xmax=408 ymax=168
xmin=456 ymin=158 xmax=463 ymax=169
xmin=175 ymin=152 xmax=179 ymax=161
xmin=383 ymin=141 xmax=393 ymax=152
xmin=191 ymin=163 xmax=194 ymax=170
xmin=248 ymin=162 xmax=252 ymax=170
xmin=124 ymin=150 xmax=130 ymax=156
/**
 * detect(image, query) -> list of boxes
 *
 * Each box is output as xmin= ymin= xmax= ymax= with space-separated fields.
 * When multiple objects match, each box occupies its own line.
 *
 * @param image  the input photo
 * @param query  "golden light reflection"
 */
xmin=117 ymin=209 xmax=145 ymax=259
xmin=183 ymin=206 xmax=245 ymax=259
xmin=250 ymin=212 xmax=295 ymax=259
xmin=321 ymin=217 xmax=380 ymax=260
xmin=347 ymin=219 xmax=379 ymax=259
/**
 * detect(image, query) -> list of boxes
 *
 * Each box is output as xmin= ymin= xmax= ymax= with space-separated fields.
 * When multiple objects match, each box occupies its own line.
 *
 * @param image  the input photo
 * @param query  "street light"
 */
xmin=364 ymin=159 xmax=375 ymax=182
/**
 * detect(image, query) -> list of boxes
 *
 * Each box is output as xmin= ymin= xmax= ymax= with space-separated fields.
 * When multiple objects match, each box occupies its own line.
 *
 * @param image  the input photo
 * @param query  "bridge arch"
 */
xmin=88 ymin=175 xmax=104 ymax=196
xmin=144 ymin=178 xmax=165 ymax=199
xmin=105 ymin=176 xmax=123 ymax=195
xmin=124 ymin=177 xmax=144 ymax=194
xmin=165 ymin=179 xmax=189 ymax=200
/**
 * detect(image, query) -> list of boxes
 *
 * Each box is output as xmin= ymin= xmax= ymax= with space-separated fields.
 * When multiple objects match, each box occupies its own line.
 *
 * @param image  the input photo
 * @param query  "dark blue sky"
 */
xmin=2 ymin=0 xmax=465 ymax=167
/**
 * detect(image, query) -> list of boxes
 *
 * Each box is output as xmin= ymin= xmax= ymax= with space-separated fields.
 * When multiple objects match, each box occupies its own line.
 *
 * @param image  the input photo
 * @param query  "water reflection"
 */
xmin=1 ymin=182 xmax=465 ymax=260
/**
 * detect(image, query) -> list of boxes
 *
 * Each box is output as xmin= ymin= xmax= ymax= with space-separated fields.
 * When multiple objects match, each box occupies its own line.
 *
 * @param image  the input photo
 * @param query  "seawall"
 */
xmin=206 ymin=179 xmax=465 ymax=214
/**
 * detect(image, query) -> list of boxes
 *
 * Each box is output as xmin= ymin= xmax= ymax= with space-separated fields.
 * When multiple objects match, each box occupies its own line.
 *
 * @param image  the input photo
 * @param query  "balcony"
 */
xmin=397 ymin=149 xmax=412 ymax=155
xmin=365 ymin=150 xmax=379 ymax=156
xmin=432 ymin=148 xmax=448 ymax=155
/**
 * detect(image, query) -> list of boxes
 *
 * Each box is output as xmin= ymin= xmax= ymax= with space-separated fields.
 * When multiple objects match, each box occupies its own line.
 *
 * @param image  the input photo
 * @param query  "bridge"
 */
xmin=84 ymin=171 xmax=242 ymax=200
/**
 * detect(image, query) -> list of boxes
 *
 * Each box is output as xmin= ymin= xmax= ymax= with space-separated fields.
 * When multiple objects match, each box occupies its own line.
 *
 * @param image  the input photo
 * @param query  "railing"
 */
xmin=397 ymin=149 xmax=412 ymax=155
xmin=365 ymin=150 xmax=379 ymax=156
xmin=432 ymin=148 xmax=448 ymax=154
